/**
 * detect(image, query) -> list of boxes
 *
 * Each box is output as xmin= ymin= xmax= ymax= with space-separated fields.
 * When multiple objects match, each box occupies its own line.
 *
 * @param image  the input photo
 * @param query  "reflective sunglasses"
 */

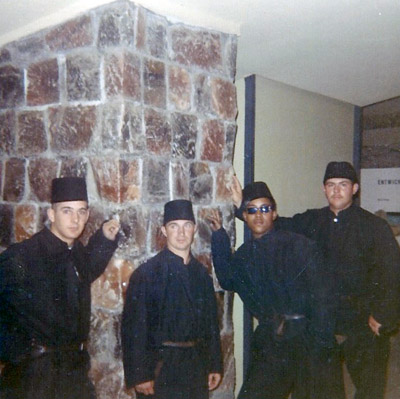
xmin=245 ymin=205 xmax=274 ymax=214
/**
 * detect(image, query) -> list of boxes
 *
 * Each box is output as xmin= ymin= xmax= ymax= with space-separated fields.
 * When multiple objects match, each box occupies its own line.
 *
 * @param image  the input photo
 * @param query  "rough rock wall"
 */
xmin=0 ymin=1 xmax=237 ymax=397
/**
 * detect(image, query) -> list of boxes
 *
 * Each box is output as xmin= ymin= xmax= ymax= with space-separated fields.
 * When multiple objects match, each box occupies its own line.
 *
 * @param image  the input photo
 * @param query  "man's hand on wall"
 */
xmin=207 ymin=209 xmax=222 ymax=231
xmin=208 ymin=373 xmax=222 ymax=390
xmin=231 ymin=175 xmax=243 ymax=208
xmin=102 ymin=219 xmax=120 ymax=241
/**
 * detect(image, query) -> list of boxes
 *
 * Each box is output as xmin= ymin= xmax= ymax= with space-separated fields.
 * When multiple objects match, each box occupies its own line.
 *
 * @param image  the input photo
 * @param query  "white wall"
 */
xmin=232 ymin=75 xmax=354 ymax=394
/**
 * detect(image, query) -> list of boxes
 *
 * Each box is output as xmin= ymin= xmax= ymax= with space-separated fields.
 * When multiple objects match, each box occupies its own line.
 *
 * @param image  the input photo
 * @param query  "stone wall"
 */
xmin=0 ymin=1 xmax=237 ymax=398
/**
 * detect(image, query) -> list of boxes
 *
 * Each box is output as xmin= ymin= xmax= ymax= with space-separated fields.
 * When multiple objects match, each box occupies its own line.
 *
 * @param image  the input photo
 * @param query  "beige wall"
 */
xmin=254 ymin=76 xmax=355 ymax=216
xmin=233 ymin=75 xmax=355 ymax=394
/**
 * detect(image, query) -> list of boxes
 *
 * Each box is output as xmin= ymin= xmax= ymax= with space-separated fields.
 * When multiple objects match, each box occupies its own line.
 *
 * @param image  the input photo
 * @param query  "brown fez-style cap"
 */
xmin=163 ymin=199 xmax=195 ymax=225
xmin=51 ymin=177 xmax=88 ymax=204
xmin=323 ymin=161 xmax=358 ymax=184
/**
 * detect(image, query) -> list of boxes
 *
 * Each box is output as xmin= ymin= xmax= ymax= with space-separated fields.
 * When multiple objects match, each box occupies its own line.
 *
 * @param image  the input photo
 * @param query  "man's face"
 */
xmin=161 ymin=219 xmax=196 ymax=255
xmin=47 ymin=201 xmax=90 ymax=246
xmin=243 ymin=197 xmax=277 ymax=239
xmin=324 ymin=178 xmax=359 ymax=214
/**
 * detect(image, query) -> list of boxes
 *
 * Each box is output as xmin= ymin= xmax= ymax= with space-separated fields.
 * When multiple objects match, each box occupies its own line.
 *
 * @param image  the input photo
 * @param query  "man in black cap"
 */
xmin=232 ymin=161 xmax=400 ymax=399
xmin=209 ymin=181 xmax=343 ymax=399
xmin=121 ymin=199 xmax=222 ymax=399
xmin=0 ymin=177 xmax=120 ymax=399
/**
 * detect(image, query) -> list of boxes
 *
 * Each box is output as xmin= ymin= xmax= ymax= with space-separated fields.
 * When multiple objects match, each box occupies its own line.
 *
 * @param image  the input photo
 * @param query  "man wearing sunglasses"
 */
xmin=231 ymin=162 xmax=400 ymax=399
xmin=208 ymin=182 xmax=343 ymax=399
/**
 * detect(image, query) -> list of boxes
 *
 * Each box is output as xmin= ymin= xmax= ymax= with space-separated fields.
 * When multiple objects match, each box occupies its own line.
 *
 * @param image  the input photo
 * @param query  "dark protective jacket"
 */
xmin=121 ymin=248 xmax=222 ymax=389
xmin=276 ymin=204 xmax=400 ymax=334
xmin=0 ymin=226 xmax=118 ymax=363
xmin=211 ymin=227 xmax=334 ymax=346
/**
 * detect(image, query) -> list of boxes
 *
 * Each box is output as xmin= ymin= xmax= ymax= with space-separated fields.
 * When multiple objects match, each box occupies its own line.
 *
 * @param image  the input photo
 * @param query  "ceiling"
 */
xmin=0 ymin=0 xmax=399 ymax=106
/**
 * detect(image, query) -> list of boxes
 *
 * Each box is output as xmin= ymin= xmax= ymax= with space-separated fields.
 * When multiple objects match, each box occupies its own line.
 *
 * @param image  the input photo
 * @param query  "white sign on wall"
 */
xmin=360 ymin=168 xmax=400 ymax=213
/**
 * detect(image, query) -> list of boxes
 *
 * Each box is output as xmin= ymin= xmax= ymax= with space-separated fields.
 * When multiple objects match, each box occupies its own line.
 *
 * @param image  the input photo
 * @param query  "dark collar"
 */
xmin=163 ymin=248 xmax=194 ymax=266
xmin=326 ymin=202 xmax=358 ymax=219
xmin=42 ymin=226 xmax=75 ymax=253
xmin=251 ymin=227 xmax=277 ymax=243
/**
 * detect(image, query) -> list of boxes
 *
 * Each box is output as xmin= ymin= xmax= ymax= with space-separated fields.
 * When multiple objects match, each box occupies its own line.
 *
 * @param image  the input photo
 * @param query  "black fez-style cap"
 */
xmin=163 ymin=199 xmax=195 ymax=225
xmin=242 ymin=181 xmax=275 ymax=205
xmin=51 ymin=177 xmax=88 ymax=203
xmin=323 ymin=161 xmax=358 ymax=184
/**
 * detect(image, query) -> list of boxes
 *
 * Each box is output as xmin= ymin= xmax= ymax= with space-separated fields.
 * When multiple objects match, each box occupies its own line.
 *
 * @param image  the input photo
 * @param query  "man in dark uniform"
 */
xmin=209 ymin=182 xmax=343 ymax=399
xmin=121 ymin=199 xmax=222 ymax=399
xmin=0 ymin=177 xmax=120 ymax=399
xmin=232 ymin=161 xmax=400 ymax=399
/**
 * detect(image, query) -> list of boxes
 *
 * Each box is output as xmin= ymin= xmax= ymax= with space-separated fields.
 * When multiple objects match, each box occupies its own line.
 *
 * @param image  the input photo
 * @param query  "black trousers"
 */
xmin=136 ymin=346 xmax=209 ymax=399
xmin=238 ymin=325 xmax=345 ymax=399
xmin=0 ymin=350 xmax=95 ymax=399
xmin=238 ymin=326 xmax=312 ymax=399
xmin=340 ymin=331 xmax=390 ymax=399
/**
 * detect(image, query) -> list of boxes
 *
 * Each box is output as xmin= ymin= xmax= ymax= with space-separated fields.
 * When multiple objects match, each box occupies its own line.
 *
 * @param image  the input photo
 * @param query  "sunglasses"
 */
xmin=245 ymin=205 xmax=275 ymax=214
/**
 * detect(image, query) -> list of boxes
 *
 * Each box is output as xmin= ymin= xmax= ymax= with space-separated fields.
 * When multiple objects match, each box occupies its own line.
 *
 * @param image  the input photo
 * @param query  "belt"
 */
xmin=259 ymin=314 xmax=306 ymax=324
xmin=30 ymin=342 xmax=88 ymax=359
xmin=283 ymin=314 xmax=305 ymax=321
xmin=162 ymin=340 xmax=198 ymax=348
